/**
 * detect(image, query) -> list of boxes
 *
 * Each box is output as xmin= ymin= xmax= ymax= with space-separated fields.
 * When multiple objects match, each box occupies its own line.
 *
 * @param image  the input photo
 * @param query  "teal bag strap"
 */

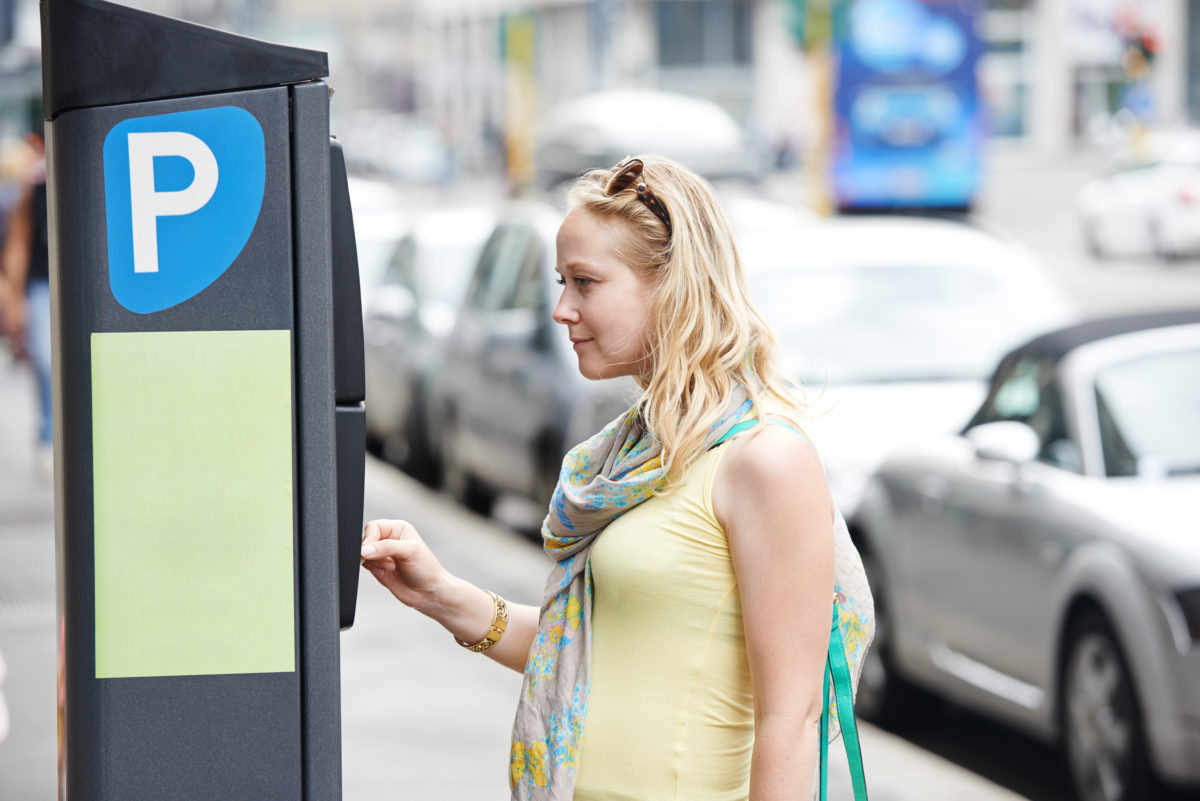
xmin=710 ymin=417 xmax=821 ymax=460
xmin=711 ymin=419 xmax=759 ymax=447
xmin=821 ymin=599 xmax=869 ymax=800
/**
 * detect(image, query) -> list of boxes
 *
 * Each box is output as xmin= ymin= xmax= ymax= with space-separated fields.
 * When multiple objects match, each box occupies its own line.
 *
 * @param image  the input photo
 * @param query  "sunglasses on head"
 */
xmin=604 ymin=157 xmax=672 ymax=234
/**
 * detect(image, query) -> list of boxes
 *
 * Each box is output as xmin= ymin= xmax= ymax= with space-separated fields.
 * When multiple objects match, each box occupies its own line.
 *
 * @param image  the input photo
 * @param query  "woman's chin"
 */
xmin=574 ymin=357 xmax=610 ymax=382
xmin=577 ymin=365 xmax=604 ymax=381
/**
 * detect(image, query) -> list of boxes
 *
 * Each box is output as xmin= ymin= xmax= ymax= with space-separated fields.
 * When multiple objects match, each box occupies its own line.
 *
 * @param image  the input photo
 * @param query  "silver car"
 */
xmin=362 ymin=205 xmax=493 ymax=480
xmin=855 ymin=310 xmax=1200 ymax=801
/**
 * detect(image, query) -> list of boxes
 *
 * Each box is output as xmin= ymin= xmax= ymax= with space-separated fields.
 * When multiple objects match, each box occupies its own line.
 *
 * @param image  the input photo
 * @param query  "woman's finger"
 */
xmin=363 ymin=519 xmax=417 ymax=543
xmin=360 ymin=536 xmax=420 ymax=563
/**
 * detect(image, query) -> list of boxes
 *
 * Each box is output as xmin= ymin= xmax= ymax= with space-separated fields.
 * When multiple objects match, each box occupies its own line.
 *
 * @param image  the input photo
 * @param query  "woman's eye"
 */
xmin=574 ymin=277 xmax=592 ymax=288
xmin=555 ymin=276 xmax=566 ymax=286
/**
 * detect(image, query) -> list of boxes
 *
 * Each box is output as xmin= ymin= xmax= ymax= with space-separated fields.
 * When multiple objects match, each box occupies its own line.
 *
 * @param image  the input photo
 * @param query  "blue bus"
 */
xmin=831 ymin=0 xmax=984 ymax=213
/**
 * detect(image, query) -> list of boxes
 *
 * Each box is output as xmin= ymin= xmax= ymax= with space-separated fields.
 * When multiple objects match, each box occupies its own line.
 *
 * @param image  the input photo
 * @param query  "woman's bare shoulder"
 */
xmin=712 ymin=422 xmax=832 ymax=532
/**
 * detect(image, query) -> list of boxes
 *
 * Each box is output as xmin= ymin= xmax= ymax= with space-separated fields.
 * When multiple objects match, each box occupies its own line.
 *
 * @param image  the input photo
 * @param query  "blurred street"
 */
xmin=972 ymin=152 xmax=1200 ymax=317
xmin=2 ymin=152 xmax=1199 ymax=799
xmin=3 ymin=0 xmax=1199 ymax=796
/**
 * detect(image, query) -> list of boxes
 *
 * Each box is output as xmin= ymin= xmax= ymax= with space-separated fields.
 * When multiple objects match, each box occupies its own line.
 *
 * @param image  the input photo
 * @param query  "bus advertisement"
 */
xmin=831 ymin=0 xmax=985 ymax=213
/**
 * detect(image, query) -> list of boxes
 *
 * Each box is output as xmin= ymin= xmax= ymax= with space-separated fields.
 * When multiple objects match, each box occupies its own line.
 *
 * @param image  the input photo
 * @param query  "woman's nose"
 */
xmin=552 ymin=293 xmax=578 ymax=325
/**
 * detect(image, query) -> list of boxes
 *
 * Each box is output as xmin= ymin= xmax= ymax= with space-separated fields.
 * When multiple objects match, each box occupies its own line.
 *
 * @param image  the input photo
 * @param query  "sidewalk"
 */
xmin=0 ymin=353 xmax=57 ymax=801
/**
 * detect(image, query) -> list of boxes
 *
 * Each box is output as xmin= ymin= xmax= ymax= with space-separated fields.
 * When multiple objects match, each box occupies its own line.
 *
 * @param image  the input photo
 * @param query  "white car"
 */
xmin=565 ymin=215 xmax=1067 ymax=530
xmin=1077 ymin=130 xmax=1200 ymax=260
xmin=535 ymin=89 xmax=759 ymax=187
xmin=739 ymin=217 xmax=1077 ymax=522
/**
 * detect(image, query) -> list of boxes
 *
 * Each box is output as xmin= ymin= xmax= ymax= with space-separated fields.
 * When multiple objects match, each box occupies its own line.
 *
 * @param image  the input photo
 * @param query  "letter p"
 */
xmin=127 ymin=132 xmax=219 ymax=274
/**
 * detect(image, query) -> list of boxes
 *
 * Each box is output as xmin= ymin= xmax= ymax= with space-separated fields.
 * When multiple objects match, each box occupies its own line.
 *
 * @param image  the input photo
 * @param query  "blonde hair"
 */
xmin=567 ymin=155 xmax=802 ymax=490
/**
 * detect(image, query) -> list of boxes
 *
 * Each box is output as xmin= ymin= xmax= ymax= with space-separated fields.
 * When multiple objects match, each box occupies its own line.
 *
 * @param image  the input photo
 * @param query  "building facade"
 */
xmin=10 ymin=0 xmax=1200 ymax=168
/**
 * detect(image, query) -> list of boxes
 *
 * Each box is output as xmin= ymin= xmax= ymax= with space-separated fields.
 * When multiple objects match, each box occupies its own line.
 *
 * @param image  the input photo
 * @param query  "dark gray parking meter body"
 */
xmin=41 ymin=0 xmax=365 ymax=797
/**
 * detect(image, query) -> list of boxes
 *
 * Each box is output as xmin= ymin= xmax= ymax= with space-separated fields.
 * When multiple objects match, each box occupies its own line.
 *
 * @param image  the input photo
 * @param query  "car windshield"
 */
xmin=748 ymin=263 xmax=1064 ymax=384
xmin=420 ymin=242 xmax=483 ymax=307
xmin=1094 ymin=347 xmax=1200 ymax=477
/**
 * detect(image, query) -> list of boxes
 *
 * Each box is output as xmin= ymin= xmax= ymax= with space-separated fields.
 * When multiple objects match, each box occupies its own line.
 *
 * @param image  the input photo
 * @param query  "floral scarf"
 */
xmin=507 ymin=389 xmax=874 ymax=799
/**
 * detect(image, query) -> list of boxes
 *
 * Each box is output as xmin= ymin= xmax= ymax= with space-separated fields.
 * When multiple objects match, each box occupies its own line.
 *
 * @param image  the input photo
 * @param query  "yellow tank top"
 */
xmin=573 ymin=441 xmax=753 ymax=801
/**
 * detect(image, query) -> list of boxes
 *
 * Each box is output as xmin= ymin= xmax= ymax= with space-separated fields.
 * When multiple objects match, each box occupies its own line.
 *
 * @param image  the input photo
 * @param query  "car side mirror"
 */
xmin=966 ymin=421 xmax=1040 ymax=465
xmin=366 ymin=284 xmax=417 ymax=322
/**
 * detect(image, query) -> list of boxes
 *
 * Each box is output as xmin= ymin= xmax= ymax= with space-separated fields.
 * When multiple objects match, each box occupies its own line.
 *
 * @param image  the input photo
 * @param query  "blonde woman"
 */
xmin=360 ymin=155 xmax=874 ymax=801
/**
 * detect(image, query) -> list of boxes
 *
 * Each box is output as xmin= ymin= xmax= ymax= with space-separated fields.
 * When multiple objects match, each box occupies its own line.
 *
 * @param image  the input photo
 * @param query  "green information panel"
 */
xmin=91 ymin=330 xmax=296 ymax=678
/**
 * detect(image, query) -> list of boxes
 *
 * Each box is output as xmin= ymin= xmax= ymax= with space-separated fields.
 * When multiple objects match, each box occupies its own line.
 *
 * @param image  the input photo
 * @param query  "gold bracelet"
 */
xmin=455 ymin=589 xmax=509 ymax=653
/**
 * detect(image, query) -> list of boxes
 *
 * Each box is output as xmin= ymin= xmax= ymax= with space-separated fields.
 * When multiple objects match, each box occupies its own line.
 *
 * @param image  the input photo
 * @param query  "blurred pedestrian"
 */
xmin=0 ymin=136 xmax=37 ymax=236
xmin=361 ymin=155 xmax=874 ymax=800
xmin=0 ymin=128 xmax=51 ymax=480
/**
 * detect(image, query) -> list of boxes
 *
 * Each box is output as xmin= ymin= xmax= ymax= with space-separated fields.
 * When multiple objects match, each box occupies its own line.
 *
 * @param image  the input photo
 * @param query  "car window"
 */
xmin=1094 ymin=347 xmax=1200 ymax=478
xmin=973 ymin=355 xmax=1080 ymax=472
xmin=512 ymin=229 xmax=548 ymax=313
xmin=466 ymin=228 xmax=507 ymax=310
xmin=470 ymin=226 xmax=529 ymax=311
xmin=382 ymin=236 xmax=416 ymax=291
xmin=419 ymin=241 xmax=487 ymax=308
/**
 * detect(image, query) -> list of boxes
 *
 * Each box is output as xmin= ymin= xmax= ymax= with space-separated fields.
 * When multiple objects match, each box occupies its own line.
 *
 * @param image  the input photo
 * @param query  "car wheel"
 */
xmin=1061 ymin=609 xmax=1157 ymax=801
xmin=440 ymin=417 xmax=495 ymax=517
xmin=853 ymin=545 xmax=932 ymax=727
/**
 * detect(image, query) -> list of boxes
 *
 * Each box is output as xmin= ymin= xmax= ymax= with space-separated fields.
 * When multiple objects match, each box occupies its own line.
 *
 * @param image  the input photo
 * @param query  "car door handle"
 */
xmin=916 ymin=476 xmax=949 ymax=518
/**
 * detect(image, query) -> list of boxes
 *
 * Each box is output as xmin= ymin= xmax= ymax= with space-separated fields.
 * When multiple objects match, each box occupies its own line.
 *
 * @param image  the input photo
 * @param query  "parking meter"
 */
xmin=41 ymin=0 xmax=365 ymax=797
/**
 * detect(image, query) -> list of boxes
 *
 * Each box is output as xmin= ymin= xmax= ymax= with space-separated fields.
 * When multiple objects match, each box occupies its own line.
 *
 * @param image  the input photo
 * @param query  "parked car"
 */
xmin=362 ymin=205 xmax=494 ymax=480
xmin=535 ymin=89 xmax=759 ymax=188
xmin=566 ymin=216 xmax=1074 ymax=525
xmin=740 ymin=217 xmax=1076 ymax=523
xmin=854 ymin=310 xmax=1200 ymax=801
xmin=431 ymin=202 xmax=588 ymax=515
xmin=1077 ymin=129 xmax=1200 ymax=260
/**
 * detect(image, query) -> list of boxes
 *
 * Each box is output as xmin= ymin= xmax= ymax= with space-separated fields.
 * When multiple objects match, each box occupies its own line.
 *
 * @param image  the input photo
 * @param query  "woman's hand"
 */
xmin=360 ymin=519 xmax=450 ymax=614
xmin=359 ymin=518 xmax=543 ymax=673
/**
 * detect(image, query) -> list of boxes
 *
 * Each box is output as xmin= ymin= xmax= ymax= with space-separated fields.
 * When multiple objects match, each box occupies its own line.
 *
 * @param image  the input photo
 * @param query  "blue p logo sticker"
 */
xmin=103 ymin=106 xmax=266 ymax=314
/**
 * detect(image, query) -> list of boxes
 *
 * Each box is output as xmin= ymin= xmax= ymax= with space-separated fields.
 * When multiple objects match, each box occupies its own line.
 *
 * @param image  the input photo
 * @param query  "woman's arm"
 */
xmin=360 ymin=519 xmax=540 ymax=673
xmin=713 ymin=426 xmax=835 ymax=801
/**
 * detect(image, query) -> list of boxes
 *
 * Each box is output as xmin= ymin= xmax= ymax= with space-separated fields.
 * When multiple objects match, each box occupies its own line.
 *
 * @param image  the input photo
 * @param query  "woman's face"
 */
xmin=553 ymin=208 xmax=655 ymax=382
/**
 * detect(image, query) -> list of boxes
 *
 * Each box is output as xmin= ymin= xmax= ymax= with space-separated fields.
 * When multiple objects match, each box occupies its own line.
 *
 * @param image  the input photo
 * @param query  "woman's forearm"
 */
xmin=359 ymin=520 xmax=540 ymax=674
xmin=749 ymin=714 xmax=822 ymax=801
xmin=418 ymin=575 xmax=540 ymax=673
